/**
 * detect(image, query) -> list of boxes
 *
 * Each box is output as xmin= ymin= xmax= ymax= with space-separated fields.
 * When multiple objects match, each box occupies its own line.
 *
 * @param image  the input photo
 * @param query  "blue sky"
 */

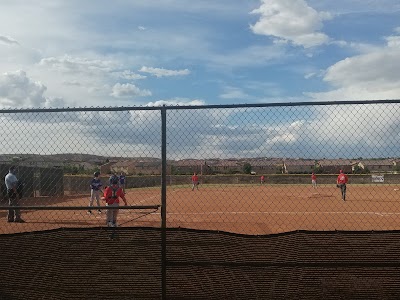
xmin=1 ymin=0 xmax=400 ymax=108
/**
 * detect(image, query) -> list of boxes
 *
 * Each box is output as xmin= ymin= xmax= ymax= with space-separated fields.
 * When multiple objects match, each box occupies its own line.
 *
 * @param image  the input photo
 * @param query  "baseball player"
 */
xmin=119 ymin=172 xmax=126 ymax=193
xmin=336 ymin=170 xmax=349 ymax=201
xmin=88 ymin=172 xmax=103 ymax=214
xmin=102 ymin=175 xmax=127 ymax=227
xmin=191 ymin=172 xmax=199 ymax=191
xmin=311 ymin=173 xmax=317 ymax=188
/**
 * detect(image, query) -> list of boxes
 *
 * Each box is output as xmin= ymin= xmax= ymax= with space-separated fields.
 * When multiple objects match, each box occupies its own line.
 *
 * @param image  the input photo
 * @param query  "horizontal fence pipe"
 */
xmin=0 ymin=205 xmax=160 ymax=210
xmin=0 ymin=99 xmax=399 ymax=113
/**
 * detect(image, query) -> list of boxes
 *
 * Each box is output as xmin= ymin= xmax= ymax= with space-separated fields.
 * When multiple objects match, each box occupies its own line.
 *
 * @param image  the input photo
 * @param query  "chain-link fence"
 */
xmin=1 ymin=100 xmax=400 ymax=299
xmin=1 ymin=100 xmax=399 ymax=234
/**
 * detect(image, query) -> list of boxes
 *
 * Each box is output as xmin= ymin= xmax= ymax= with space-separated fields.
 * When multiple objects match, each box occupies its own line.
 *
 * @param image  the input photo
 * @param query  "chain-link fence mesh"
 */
xmin=1 ymin=101 xmax=400 ymax=299
xmin=0 ymin=101 xmax=399 ymax=235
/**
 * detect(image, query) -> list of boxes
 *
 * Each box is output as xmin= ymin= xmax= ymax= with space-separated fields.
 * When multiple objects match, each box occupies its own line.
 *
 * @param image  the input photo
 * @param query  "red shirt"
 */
xmin=103 ymin=185 xmax=125 ymax=204
xmin=337 ymin=173 xmax=348 ymax=184
xmin=192 ymin=175 xmax=199 ymax=182
xmin=311 ymin=174 xmax=317 ymax=181
xmin=261 ymin=176 xmax=265 ymax=181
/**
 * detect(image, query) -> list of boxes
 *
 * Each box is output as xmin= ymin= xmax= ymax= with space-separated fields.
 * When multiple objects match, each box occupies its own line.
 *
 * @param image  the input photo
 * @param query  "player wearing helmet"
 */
xmin=102 ymin=174 xmax=128 ymax=227
xmin=109 ymin=174 xmax=119 ymax=185
xmin=88 ymin=171 xmax=103 ymax=214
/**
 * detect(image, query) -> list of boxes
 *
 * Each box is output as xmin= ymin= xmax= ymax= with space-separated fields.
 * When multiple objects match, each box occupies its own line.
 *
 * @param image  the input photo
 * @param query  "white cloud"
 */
xmin=0 ymin=70 xmax=47 ymax=107
xmin=306 ymin=32 xmax=400 ymax=100
xmin=110 ymin=83 xmax=152 ymax=98
xmin=250 ymin=0 xmax=332 ymax=48
xmin=146 ymin=98 xmax=205 ymax=107
xmin=386 ymin=35 xmax=400 ymax=48
xmin=139 ymin=66 xmax=190 ymax=78
xmin=117 ymin=70 xmax=147 ymax=80
xmin=39 ymin=55 xmax=116 ymax=75
xmin=0 ymin=70 xmax=68 ymax=108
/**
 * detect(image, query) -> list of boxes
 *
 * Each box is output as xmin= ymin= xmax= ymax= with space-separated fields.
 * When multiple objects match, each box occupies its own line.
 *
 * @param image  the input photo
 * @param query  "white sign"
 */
xmin=371 ymin=175 xmax=384 ymax=183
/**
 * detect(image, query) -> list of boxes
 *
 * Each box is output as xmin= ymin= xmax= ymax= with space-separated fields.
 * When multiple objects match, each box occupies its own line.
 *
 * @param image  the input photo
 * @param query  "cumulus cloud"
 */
xmin=0 ymin=70 xmax=47 ymax=107
xmin=250 ymin=0 xmax=332 ymax=48
xmin=139 ymin=66 xmax=190 ymax=78
xmin=306 ymin=31 xmax=400 ymax=100
xmin=0 ymin=70 xmax=68 ymax=108
xmin=110 ymin=83 xmax=152 ymax=98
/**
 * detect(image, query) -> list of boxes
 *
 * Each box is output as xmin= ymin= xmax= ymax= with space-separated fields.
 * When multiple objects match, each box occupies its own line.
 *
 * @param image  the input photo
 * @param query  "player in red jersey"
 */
xmin=336 ymin=170 xmax=349 ymax=201
xmin=311 ymin=173 xmax=317 ymax=188
xmin=191 ymin=172 xmax=199 ymax=191
xmin=102 ymin=175 xmax=127 ymax=227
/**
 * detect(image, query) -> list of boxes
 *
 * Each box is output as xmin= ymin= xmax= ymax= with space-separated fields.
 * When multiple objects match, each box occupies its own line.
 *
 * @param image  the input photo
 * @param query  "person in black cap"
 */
xmin=4 ymin=166 xmax=25 ymax=223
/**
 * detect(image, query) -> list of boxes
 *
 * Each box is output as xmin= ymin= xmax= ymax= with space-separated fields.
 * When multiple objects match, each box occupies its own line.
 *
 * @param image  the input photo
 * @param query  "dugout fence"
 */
xmin=0 ymin=100 xmax=400 ymax=299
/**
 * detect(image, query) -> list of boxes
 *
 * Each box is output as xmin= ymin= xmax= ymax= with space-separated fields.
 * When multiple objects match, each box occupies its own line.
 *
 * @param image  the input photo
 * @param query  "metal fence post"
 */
xmin=161 ymin=105 xmax=167 ymax=299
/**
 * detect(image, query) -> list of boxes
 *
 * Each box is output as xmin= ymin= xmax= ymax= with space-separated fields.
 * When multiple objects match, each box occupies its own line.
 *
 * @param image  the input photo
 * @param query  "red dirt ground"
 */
xmin=1 ymin=184 xmax=400 ymax=235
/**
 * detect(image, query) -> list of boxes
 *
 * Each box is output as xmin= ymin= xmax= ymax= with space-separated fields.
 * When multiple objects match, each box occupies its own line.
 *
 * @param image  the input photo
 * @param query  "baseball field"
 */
xmin=1 ymin=183 xmax=399 ymax=235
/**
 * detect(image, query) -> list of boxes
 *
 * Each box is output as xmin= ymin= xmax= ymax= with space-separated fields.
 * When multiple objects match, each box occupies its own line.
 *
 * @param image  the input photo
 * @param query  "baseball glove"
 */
xmin=336 ymin=184 xmax=340 ymax=188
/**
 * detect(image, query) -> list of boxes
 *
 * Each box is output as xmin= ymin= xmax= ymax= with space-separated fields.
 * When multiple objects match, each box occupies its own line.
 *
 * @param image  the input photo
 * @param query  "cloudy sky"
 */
xmin=1 ymin=0 xmax=400 ymax=108
xmin=1 ymin=1 xmax=400 ymax=159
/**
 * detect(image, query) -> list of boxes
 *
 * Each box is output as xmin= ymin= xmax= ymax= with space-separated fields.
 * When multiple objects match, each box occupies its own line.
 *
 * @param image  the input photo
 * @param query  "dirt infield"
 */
xmin=1 ymin=184 xmax=400 ymax=235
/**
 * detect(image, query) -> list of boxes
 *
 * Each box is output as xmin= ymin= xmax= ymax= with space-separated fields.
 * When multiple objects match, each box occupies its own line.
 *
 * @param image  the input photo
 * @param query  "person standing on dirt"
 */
xmin=336 ymin=170 xmax=349 ymax=201
xmin=119 ymin=172 xmax=126 ymax=193
xmin=4 ymin=166 xmax=25 ymax=223
xmin=311 ymin=173 xmax=317 ymax=188
xmin=88 ymin=171 xmax=103 ymax=214
xmin=191 ymin=172 xmax=199 ymax=191
xmin=102 ymin=174 xmax=127 ymax=227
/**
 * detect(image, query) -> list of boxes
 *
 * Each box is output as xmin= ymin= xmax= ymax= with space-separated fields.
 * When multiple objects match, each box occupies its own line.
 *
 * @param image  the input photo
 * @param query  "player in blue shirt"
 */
xmin=119 ymin=172 xmax=126 ymax=193
xmin=88 ymin=172 xmax=103 ymax=214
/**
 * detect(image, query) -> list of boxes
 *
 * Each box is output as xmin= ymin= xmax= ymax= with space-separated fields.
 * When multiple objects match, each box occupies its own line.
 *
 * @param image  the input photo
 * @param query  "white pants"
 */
xmin=106 ymin=202 xmax=119 ymax=225
xmin=89 ymin=189 xmax=101 ymax=207
xmin=312 ymin=180 xmax=317 ymax=188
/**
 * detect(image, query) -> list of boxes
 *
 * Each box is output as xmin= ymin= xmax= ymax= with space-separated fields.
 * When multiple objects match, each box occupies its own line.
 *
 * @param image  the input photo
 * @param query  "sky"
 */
xmin=1 ymin=0 xmax=400 ymax=108
xmin=0 ymin=1 xmax=400 ymax=159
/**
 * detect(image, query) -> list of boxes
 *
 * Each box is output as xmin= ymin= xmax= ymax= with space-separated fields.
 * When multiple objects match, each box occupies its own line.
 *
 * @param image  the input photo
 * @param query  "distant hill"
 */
xmin=0 ymin=153 xmax=161 ymax=165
